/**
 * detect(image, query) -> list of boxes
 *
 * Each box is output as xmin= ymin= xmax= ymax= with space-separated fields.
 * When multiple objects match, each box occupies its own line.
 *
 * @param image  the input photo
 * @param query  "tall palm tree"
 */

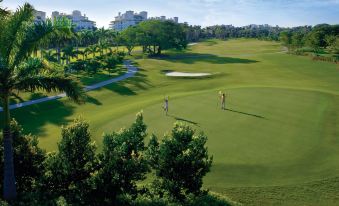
xmin=50 ymin=17 xmax=75 ymax=64
xmin=0 ymin=3 xmax=84 ymax=200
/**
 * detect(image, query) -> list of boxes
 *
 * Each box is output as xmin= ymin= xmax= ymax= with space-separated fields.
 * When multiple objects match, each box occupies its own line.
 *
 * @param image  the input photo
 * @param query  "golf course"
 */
xmin=2 ymin=38 xmax=339 ymax=205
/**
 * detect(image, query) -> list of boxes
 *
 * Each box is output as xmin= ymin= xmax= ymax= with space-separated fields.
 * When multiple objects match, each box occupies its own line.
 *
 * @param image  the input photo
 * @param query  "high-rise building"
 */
xmin=109 ymin=11 xmax=148 ymax=31
xmin=52 ymin=10 xmax=96 ymax=31
xmin=110 ymin=11 xmax=180 ymax=31
xmin=34 ymin=10 xmax=46 ymax=23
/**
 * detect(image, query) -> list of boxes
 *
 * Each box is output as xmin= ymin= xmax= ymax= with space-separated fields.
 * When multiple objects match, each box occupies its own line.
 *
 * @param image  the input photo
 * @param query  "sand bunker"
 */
xmin=166 ymin=72 xmax=211 ymax=77
xmin=188 ymin=43 xmax=198 ymax=46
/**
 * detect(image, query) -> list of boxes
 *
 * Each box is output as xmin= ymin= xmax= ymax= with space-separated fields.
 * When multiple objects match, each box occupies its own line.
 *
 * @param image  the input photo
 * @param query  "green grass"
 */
xmin=1 ymin=39 xmax=339 ymax=205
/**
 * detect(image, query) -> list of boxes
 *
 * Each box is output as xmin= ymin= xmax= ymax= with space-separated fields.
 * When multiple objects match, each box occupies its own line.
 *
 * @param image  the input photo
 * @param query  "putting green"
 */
xmin=95 ymin=87 xmax=339 ymax=188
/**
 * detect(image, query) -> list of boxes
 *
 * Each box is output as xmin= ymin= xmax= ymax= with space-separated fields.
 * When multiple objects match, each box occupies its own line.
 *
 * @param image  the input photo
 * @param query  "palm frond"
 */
xmin=10 ymin=20 xmax=54 ymax=68
xmin=0 ymin=3 xmax=34 ymax=64
xmin=15 ymin=57 xmax=51 ymax=78
xmin=15 ymin=75 xmax=85 ymax=104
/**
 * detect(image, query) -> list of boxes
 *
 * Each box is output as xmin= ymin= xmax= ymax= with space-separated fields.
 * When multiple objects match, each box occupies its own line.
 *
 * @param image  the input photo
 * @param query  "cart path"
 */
xmin=0 ymin=60 xmax=138 ymax=112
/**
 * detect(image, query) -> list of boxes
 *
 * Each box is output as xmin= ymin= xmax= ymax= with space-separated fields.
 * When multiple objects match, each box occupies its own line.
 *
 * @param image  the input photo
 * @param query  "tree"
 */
xmin=135 ymin=20 xmax=187 ymax=55
xmin=89 ymin=44 xmax=99 ymax=57
xmin=279 ymin=31 xmax=292 ymax=48
xmin=62 ymin=45 xmax=77 ymax=65
xmin=291 ymin=32 xmax=305 ymax=48
xmin=0 ymin=3 xmax=84 ymax=200
xmin=0 ymin=0 xmax=9 ymax=17
xmin=148 ymin=122 xmax=213 ymax=201
xmin=41 ymin=117 xmax=97 ymax=204
xmin=94 ymin=112 xmax=149 ymax=205
xmin=121 ymin=26 xmax=138 ymax=55
xmin=50 ymin=17 xmax=75 ymax=64
xmin=0 ymin=120 xmax=46 ymax=194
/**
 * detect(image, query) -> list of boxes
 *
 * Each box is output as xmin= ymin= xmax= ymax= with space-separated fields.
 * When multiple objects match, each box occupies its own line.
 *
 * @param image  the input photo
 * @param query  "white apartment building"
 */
xmin=52 ymin=10 xmax=96 ymax=31
xmin=109 ymin=11 xmax=148 ymax=31
xmin=34 ymin=10 xmax=46 ymax=23
xmin=149 ymin=16 xmax=179 ymax=23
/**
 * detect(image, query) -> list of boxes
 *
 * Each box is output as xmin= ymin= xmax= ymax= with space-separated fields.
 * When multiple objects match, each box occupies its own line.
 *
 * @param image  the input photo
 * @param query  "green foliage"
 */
xmin=93 ymin=112 xmax=149 ymax=204
xmin=121 ymin=26 xmax=139 ymax=55
xmin=0 ymin=120 xmax=46 ymax=193
xmin=149 ymin=122 xmax=213 ymax=201
xmin=279 ymin=31 xmax=292 ymax=47
xmin=40 ymin=117 xmax=97 ymax=204
xmin=129 ymin=20 xmax=187 ymax=55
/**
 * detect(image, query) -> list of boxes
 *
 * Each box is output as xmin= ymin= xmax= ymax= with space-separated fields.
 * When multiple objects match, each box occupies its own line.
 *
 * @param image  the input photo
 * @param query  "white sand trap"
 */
xmin=166 ymin=72 xmax=211 ymax=77
xmin=188 ymin=43 xmax=198 ymax=46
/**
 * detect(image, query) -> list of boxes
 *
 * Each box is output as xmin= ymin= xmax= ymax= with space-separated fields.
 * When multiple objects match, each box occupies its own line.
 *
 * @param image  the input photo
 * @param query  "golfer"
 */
xmin=164 ymin=96 xmax=169 ymax=115
xmin=220 ymin=92 xmax=226 ymax=110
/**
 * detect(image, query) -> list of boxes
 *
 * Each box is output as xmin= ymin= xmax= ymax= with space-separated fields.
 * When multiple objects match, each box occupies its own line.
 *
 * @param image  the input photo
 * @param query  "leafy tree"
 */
xmin=0 ymin=3 xmax=84 ymax=200
xmin=41 ymin=117 xmax=97 ymax=204
xmin=121 ymin=26 xmax=138 ymax=55
xmin=279 ymin=31 xmax=292 ymax=48
xmin=306 ymin=30 xmax=326 ymax=51
xmin=291 ymin=32 xmax=305 ymax=48
xmin=94 ymin=112 xmax=149 ymax=205
xmin=0 ymin=120 xmax=46 ymax=194
xmin=135 ymin=20 xmax=187 ymax=55
xmin=149 ymin=122 xmax=213 ymax=201
xmin=104 ymin=56 xmax=119 ymax=74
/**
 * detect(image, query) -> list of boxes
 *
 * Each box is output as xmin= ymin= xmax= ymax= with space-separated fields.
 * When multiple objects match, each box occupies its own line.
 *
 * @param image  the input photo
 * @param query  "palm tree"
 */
xmin=0 ymin=4 xmax=84 ymax=200
xmin=50 ymin=17 xmax=75 ymax=64
xmin=98 ymin=41 xmax=109 ymax=56
xmin=89 ymin=44 xmax=99 ymax=58
xmin=42 ymin=50 xmax=58 ymax=62
xmin=84 ymin=47 xmax=91 ymax=60
xmin=62 ymin=46 xmax=77 ymax=64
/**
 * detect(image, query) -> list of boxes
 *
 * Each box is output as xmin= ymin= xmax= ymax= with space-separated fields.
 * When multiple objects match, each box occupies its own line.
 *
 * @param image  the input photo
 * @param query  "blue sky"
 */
xmin=2 ymin=0 xmax=339 ymax=28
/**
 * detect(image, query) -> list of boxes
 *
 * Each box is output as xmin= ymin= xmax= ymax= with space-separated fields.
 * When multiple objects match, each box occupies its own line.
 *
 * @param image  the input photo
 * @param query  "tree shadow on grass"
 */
xmin=106 ymin=83 xmax=137 ymax=96
xmin=105 ymin=65 xmax=152 ymax=95
xmin=0 ymin=100 xmax=76 ymax=138
xmin=225 ymin=108 xmax=266 ymax=119
xmin=168 ymin=114 xmax=199 ymax=126
xmin=152 ymin=53 xmax=259 ymax=65
xmin=86 ymin=95 xmax=102 ymax=105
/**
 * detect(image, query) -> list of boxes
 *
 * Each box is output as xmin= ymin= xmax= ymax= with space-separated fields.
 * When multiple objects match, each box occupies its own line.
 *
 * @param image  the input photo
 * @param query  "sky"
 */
xmin=2 ymin=0 xmax=339 ymax=28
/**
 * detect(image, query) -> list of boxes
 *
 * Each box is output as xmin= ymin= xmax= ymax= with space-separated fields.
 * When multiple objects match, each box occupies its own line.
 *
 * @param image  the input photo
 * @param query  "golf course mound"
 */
xmin=166 ymin=71 xmax=212 ymax=77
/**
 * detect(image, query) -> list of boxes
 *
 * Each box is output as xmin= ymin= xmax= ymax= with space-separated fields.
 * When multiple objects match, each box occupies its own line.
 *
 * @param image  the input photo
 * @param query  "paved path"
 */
xmin=0 ymin=60 xmax=138 ymax=112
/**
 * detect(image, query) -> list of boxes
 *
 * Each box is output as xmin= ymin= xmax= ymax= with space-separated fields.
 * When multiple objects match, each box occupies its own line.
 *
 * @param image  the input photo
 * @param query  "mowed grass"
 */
xmin=1 ymin=39 xmax=339 ymax=205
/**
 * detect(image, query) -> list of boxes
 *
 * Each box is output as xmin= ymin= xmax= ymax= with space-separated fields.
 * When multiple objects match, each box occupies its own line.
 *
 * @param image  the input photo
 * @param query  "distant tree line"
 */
xmin=279 ymin=24 xmax=338 ymax=54
xmin=182 ymin=24 xmax=284 ymax=42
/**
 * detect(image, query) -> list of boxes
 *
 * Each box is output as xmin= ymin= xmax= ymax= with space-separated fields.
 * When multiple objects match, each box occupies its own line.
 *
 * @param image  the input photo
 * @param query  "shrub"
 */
xmin=148 ymin=122 xmax=213 ymax=201
xmin=0 ymin=120 xmax=46 ymax=194
xmin=40 ymin=117 xmax=97 ymax=204
xmin=93 ymin=112 xmax=149 ymax=205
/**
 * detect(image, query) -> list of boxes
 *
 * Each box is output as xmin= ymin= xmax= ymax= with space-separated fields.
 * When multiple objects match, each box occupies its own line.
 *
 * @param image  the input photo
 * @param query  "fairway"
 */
xmin=2 ymin=39 xmax=339 ymax=205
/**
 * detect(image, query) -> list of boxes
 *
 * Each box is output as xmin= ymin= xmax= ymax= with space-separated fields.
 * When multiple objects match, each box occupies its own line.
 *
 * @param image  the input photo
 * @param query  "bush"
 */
xmin=85 ymin=59 xmax=101 ymax=74
xmin=64 ymin=60 xmax=86 ymax=74
xmin=40 ymin=117 xmax=97 ymax=204
xmin=0 ymin=120 xmax=46 ymax=194
xmin=148 ymin=122 xmax=213 ymax=201
xmin=93 ymin=112 xmax=149 ymax=205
